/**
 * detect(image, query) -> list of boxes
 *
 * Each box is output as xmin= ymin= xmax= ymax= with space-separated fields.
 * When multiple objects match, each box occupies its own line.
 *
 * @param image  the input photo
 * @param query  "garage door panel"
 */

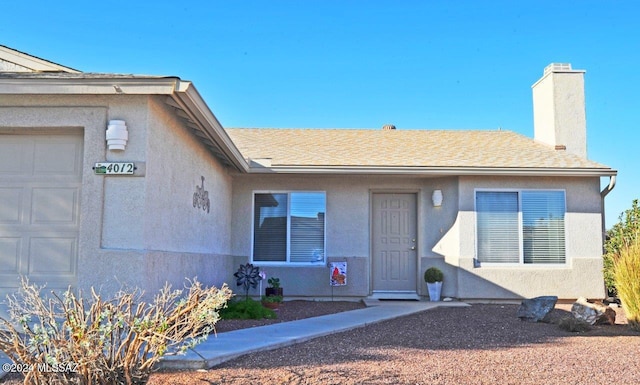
xmin=0 ymin=187 xmax=23 ymax=223
xmin=34 ymin=139 xmax=83 ymax=176
xmin=31 ymin=188 xmax=79 ymax=225
xmin=0 ymin=237 xmax=20 ymax=273
xmin=0 ymin=140 xmax=29 ymax=174
xmin=0 ymin=131 xmax=82 ymax=298
xmin=29 ymin=237 xmax=77 ymax=275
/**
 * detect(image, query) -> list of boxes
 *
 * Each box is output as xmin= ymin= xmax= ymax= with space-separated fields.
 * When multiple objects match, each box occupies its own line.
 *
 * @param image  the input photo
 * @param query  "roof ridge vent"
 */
xmin=382 ymin=124 xmax=396 ymax=130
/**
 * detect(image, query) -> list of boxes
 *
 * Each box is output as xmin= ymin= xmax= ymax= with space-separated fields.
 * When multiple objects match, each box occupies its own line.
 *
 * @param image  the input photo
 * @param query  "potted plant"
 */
xmin=261 ymin=294 xmax=283 ymax=310
xmin=424 ymin=267 xmax=444 ymax=301
xmin=266 ymin=277 xmax=283 ymax=297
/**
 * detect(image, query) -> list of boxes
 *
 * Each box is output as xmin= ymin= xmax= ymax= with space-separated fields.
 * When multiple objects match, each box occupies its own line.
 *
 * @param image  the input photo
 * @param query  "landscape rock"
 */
xmin=571 ymin=297 xmax=616 ymax=325
xmin=517 ymin=296 xmax=558 ymax=322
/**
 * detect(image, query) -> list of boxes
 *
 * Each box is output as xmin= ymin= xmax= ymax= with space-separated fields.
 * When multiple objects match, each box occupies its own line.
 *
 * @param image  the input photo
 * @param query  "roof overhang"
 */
xmin=0 ymin=45 xmax=80 ymax=73
xmin=242 ymin=165 xmax=617 ymax=177
xmin=0 ymin=74 xmax=180 ymax=95
xmin=0 ymin=74 xmax=249 ymax=172
xmin=167 ymin=81 xmax=248 ymax=172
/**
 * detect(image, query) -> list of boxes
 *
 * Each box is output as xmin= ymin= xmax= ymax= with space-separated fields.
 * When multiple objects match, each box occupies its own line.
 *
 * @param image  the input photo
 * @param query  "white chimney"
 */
xmin=532 ymin=63 xmax=587 ymax=158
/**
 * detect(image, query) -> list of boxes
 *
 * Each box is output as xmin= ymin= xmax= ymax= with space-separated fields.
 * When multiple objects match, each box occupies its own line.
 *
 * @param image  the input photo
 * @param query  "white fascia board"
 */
xmin=171 ymin=81 xmax=249 ymax=172
xmin=246 ymin=165 xmax=617 ymax=177
xmin=0 ymin=76 xmax=180 ymax=95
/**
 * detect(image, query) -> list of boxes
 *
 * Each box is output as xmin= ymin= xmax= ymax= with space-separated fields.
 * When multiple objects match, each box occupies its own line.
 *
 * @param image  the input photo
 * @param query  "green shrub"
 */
xmin=604 ymin=199 xmax=640 ymax=296
xmin=261 ymin=295 xmax=283 ymax=303
xmin=423 ymin=267 xmax=444 ymax=283
xmin=613 ymin=241 xmax=640 ymax=331
xmin=0 ymin=277 xmax=232 ymax=385
xmin=220 ymin=298 xmax=277 ymax=320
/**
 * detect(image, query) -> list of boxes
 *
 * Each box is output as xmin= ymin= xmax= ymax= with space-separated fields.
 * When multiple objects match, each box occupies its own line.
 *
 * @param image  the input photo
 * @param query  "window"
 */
xmin=253 ymin=192 xmax=326 ymax=263
xmin=476 ymin=190 xmax=566 ymax=264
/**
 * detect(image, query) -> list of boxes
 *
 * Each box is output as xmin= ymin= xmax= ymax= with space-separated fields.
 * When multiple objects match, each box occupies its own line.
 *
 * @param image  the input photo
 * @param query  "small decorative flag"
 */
xmin=330 ymin=262 xmax=347 ymax=286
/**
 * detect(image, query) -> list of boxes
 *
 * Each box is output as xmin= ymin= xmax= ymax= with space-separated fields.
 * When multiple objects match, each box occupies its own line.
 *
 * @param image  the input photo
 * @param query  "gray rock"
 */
xmin=517 ymin=296 xmax=558 ymax=322
xmin=571 ymin=297 xmax=617 ymax=325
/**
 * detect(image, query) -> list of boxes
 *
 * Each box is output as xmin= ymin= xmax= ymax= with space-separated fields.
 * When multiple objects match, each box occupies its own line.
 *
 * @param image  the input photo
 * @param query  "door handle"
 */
xmin=410 ymin=246 xmax=416 ymax=250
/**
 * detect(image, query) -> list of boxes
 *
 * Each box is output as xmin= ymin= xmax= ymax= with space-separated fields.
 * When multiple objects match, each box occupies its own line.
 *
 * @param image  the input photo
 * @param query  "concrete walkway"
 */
xmin=159 ymin=299 xmax=469 ymax=370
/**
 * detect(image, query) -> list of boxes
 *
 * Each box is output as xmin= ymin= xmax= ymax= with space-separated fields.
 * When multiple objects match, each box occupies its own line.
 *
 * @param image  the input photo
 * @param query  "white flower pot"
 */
xmin=427 ymin=281 xmax=443 ymax=301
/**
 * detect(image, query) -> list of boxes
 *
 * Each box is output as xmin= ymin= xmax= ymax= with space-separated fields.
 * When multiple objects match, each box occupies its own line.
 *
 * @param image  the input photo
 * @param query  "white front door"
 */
xmin=0 ymin=131 xmax=83 ymax=306
xmin=371 ymin=193 xmax=418 ymax=298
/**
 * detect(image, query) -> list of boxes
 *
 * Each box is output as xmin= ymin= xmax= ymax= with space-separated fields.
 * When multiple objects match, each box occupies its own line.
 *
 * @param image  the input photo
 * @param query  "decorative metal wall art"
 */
xmin=193 ymin=176 xmax=210 ymax=213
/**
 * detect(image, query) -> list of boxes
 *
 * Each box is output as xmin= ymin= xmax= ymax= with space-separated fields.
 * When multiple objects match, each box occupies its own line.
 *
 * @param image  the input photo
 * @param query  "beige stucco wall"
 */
xmin=232 ymin=173 xmax=605 ymax=300
xmin=0 ymin=95 xmax=234 ymax=300
xmin=448 ymin=175 xmax=605 ymax=300
xmin=230 ymin=174 xmax=458 ymax=298
xmin=533 ymin=69 xmax=587 ymax=158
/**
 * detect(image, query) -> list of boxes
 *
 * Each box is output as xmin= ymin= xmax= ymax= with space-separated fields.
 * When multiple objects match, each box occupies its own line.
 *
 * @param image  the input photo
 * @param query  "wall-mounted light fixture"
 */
xmin=432 ymin=189 xmax=443 ymax=207
xmin=106 ymin=120 xmax=128 ymax=151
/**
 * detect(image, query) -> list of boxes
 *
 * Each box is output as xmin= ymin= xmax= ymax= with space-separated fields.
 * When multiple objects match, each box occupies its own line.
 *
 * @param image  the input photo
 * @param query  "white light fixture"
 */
xmin=432 ymin=189 xmax=443 ymax=207
xmin=106 ymin=120 xmax=128 ymax=151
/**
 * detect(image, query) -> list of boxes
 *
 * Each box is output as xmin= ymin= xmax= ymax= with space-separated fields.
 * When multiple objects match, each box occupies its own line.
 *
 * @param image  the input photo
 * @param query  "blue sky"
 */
xmin=3 ymin=1 xmax=638 ymax=228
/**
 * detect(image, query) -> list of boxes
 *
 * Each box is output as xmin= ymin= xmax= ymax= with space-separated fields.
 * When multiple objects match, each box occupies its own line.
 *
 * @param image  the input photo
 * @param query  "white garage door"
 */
xmin=0 ymin=130 xmax=83 ymax=304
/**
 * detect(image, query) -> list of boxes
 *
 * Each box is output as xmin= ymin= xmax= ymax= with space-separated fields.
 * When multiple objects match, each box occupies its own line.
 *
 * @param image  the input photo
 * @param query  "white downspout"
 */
xmin=600 ymin=174 xmax=617 ymax=298
xmin=601 ymin=175 xmax=617 ymax=199
xmin=600 ymin=174 xmax=617 ymax=248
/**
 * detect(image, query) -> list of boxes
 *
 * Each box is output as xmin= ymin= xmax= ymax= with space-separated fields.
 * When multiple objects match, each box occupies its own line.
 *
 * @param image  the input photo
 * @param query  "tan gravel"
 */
xmin=148 ymin=303 xmax=640 ymax=385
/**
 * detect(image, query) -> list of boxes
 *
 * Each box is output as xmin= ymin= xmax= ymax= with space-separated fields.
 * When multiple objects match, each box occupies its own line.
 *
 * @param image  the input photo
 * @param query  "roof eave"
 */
xmin=244 ymin=165 xmax=617 ymax=177
xmin=169 ymin=82 xmax=249 ymax=172
xmin=0 ymin=76 xmax=180 ymax=94
xmin=0 ymin=75 xmax=249 ymax=171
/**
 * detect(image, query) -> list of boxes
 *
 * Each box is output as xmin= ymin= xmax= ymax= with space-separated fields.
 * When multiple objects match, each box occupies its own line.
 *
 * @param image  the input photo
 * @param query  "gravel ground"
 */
xmin=148 ymin=302 xmax=639 ymax=385
xmin=2 ymin=301 xmax=638 ymax=385
xmin=214 ymin=300 xmax=367 ymax=333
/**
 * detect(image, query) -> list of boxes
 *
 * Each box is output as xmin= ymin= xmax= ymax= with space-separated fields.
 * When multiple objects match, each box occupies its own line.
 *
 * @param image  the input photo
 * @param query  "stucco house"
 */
xmin=0 ymin=46 xmax=616 ymax=307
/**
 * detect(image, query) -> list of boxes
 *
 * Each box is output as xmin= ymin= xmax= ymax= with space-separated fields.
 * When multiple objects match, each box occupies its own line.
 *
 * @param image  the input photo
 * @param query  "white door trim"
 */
xmin=370 ymin=191 xmax=419 ymax=299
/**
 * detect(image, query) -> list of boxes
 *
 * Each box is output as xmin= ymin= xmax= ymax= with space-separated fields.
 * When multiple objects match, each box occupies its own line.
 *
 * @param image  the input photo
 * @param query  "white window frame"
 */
xmin=474 ymin=188 xmax=567 ymax=267
xmin=251 ymin=191 xmax=327 ymax=265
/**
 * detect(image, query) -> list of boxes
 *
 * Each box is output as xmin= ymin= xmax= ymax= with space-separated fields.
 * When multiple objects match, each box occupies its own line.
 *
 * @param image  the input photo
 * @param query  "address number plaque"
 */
xmin=93 ymin=162 xmax=136 ymax=175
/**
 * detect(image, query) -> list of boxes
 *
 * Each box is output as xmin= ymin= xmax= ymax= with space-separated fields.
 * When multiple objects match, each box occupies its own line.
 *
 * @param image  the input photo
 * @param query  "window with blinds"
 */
xmin=253 ymin=192 xmax=326 ymax=263
xmin=477 ymin=192 xmax=520 ymax=263
xmin=476 ymin=190 xmax=566 ymax=265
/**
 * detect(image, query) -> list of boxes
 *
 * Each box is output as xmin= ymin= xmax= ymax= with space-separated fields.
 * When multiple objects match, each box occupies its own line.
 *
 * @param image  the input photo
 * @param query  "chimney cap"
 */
xmin=543 ymin=63 xmax=585 ymax=76
xmin=382 ymin=124 xmax=396 ymax=130
xmin=544 ymin=63 xmax=572 ymax=73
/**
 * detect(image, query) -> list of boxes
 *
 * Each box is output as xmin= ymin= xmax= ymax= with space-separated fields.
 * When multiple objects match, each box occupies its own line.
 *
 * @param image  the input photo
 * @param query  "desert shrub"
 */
xmin=604 ymin=199 xmax=640 ymax=296
xmin=0 ymin=278 xmax=232 ymax=385
xmin=220 ymin=298 xmax=276 ymax=320
xmin=613 ymin=241 xmax=640 ymax=331
xmin=558 ymin=316 xmax=591 ymax=333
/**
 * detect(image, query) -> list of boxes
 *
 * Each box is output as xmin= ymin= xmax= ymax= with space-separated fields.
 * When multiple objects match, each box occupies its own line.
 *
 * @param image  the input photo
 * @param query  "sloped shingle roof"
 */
xmin=226 ymin=128 xmax=611 ymax=172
